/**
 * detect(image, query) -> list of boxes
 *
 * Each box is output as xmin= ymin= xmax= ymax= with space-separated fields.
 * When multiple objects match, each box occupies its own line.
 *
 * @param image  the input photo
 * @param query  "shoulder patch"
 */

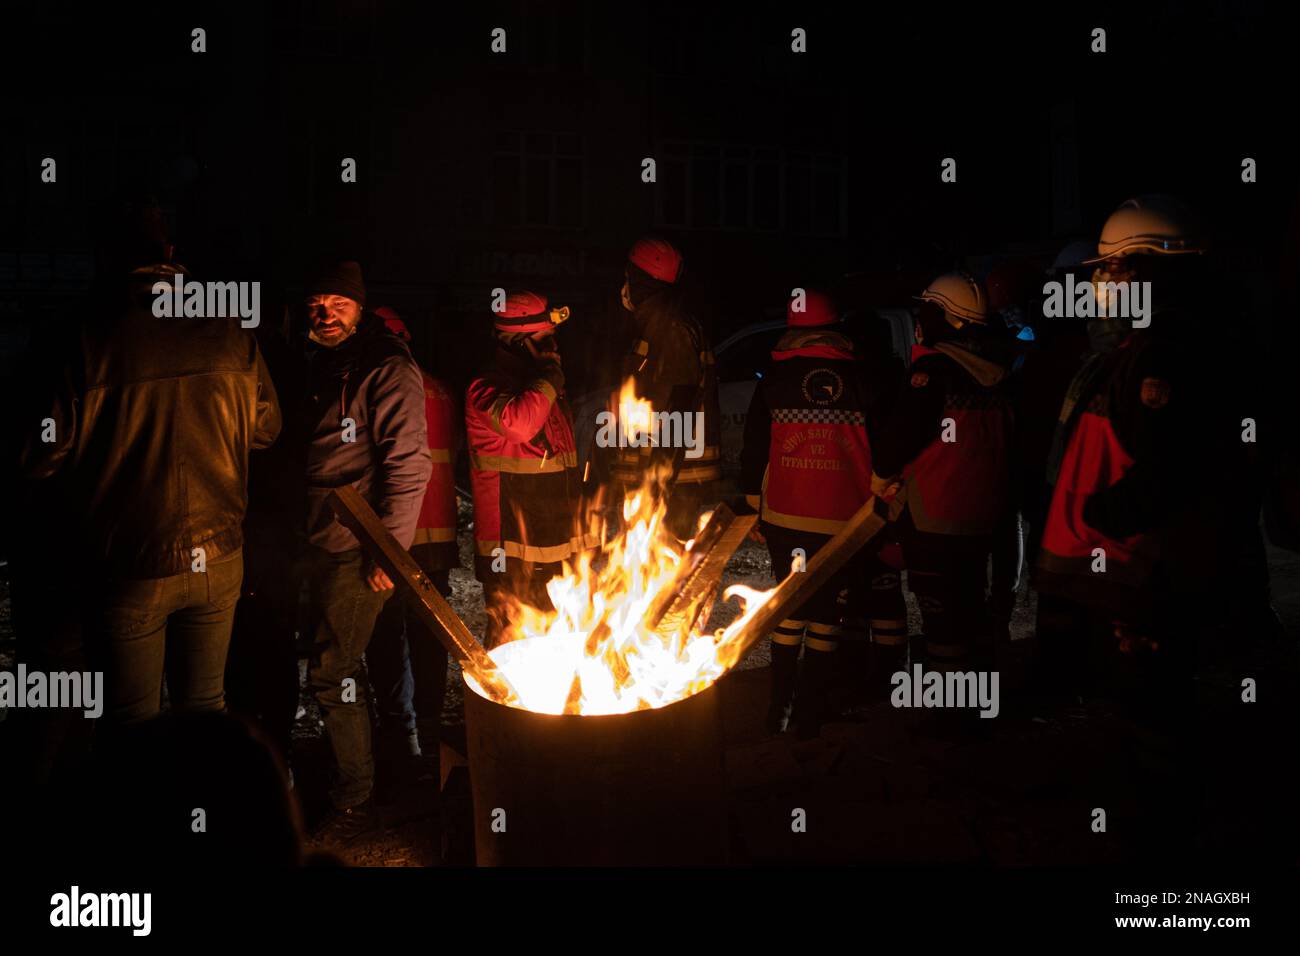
xmin=910 ymin=371 xmax=930 ymax=388
xmin=1139 ymin=377 xmax=1171 ymax=409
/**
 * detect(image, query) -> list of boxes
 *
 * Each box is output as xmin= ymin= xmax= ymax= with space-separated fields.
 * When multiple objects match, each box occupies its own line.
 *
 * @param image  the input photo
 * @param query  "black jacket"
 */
xmin=22 ymin=290 xmax=281 ymax=578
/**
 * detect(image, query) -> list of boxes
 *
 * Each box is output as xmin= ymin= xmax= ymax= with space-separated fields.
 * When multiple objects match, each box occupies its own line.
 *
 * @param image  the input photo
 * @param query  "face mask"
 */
xmin=1090 ymin=259 xmax=1137 ymax=318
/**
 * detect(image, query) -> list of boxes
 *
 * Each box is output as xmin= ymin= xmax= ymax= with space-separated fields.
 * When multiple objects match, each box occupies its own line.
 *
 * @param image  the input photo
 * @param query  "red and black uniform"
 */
xmin=741 ymin=327 xmax=905 ymax=649
xmin=741 ymin=293 xmax=905 ymax=736
xmin=872 ymin=339 xmax=1014 ymax=672
xmin=613 ymin=241 xmax=722 ymax=540
xmin=466 ymin=294 xmax=595 ymax=643
xmin=411 ymin=371 xmax=461 ymax=571
xmin=1032 ymin=328 xmax=1187 ymax=681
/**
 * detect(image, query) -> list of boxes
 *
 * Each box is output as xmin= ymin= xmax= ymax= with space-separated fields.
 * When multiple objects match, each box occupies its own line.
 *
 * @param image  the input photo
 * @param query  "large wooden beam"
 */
xmin=714 ymin=494 xmax=902 ymax=668
xmin=645 ymin=503 xmax=757 ymax=635
xmin=327 ymin=485 xmax=518 ymax=704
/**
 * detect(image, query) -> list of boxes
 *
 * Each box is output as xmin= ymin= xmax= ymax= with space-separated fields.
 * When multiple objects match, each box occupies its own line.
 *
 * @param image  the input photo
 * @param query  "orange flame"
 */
xmin=465 ymin=384 xmax=774 ymax=715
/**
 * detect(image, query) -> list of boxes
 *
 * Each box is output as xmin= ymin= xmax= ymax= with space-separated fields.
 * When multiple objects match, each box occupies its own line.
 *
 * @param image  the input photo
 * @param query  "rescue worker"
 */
xmin=1033 ymin=196 xmax=1209 ymax=699
xmin=741 ymin=290 xmax=904 ymax=738
xmin=366 ymin=307 xmax=461 ymax=769
xmin=871 ymin=272 xmax=1014 ymax=676
xmin=466 ymin=291 xmax=593 ymax=646
xmin=612 ymin=237 xmax=722 ymax=540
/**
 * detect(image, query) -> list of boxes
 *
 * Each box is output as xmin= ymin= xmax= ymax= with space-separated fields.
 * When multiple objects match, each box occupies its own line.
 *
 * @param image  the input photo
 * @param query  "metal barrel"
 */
xmin=463 ymin=676 xmax=728 ymax=866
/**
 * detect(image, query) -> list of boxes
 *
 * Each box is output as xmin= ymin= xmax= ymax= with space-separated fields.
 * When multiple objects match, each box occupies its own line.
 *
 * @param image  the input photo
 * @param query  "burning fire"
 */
xmin=465 ymin=385 xmax=774 ymax=716
xmin=618 ymin=379 xmax=654 ymax=446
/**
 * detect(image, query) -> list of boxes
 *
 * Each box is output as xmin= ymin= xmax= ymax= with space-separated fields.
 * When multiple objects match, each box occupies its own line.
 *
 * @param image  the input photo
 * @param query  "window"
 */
xmin=655 ymin=142 xmax=846 ymax=237
xmin=491 ymin=131 xmax=584 ymax=227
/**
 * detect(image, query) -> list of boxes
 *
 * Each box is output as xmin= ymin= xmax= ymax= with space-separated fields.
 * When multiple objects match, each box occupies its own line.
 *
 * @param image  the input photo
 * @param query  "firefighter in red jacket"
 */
xmin=1034 ymin=196 xmax=1206 ymax=694
xmin=871 ymin=273 xmax=1014 ymax=675
xmin=612 ymin=237 xmax=723 ymax=540
xmin=367 ymin=307 xmax=460 ymax=758
xmin=466 ymin=291 xmax=594 ymax=646
xmin=741 ymin=290 xmax=904 ymax=738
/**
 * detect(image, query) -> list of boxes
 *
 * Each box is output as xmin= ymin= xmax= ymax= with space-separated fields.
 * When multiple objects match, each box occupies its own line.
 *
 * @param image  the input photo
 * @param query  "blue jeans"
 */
xmin=87 ymin=550 xmax=244 ymax=727
xmin=306 ymin=548 xmax=392 ymax=809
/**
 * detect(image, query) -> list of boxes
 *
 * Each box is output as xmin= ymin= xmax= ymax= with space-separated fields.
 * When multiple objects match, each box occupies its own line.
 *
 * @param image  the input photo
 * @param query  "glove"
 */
xmin=870 ymin=472 xmax=901 ymax=499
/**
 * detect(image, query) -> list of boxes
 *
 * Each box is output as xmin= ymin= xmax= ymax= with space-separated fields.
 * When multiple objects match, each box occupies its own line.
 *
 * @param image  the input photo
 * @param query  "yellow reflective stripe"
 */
xmin=761 ymin=504 xmax=847 ymax=536
xmin=615 ymin=445 xmax=718 ymax=461
xmin=412 ymin=527 xmax=457 ymax=544
xmin=772 ymin=632 xmax=803 ymax=646
xmin=470 ymin=451 xmax=577 ymax=474
xmin=676 ymin=465 xmax=721 ymax=483
xmin=745 ymin=494 xmax=761 ymax=512
xmin=428 ymin=448 xmax=452 ymax=464
xmin=806 ymin=622 xmax=841 ymax=636
xmin=631 ymin=339 xmax=649 ymax=356
xmin=871 ymin=632 xmax=909 ymax=646
xmin=806 ymin=636 xmax=839 ymax=652
xmin=475 ymin=533 xmax=597 ymax=563
xmin=777 ymin=619 xmax=806 ymax=631
xmin=925 ymin=642 xmax=966 ymax=658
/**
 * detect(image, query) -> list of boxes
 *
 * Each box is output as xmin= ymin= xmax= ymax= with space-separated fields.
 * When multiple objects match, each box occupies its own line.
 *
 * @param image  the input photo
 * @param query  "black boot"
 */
xmin=766 ymin=642 xmax=800 ymax=735
xmin=795 ymin=647 xmax=837 ymax=740
xmin=867 ymin=641 xmax=908 ymax=703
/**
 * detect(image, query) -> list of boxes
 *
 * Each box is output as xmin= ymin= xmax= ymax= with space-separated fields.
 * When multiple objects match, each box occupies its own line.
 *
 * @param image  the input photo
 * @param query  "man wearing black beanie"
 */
xmin=296 ymin=260 xmax=432 ymax=851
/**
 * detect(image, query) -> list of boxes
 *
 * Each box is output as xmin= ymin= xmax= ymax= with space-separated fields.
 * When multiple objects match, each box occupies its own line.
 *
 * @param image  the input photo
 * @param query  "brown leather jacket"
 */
xmin=22 ymin=293 xmax=281 ymax=578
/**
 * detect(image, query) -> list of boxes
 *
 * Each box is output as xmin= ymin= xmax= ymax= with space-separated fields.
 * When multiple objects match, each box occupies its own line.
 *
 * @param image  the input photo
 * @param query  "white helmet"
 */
xmin=1048 ymin=239 xmax=1097 ymax=275
xmin=915 ymin=271 xmax=988 ymax=326
xmin=1085 ymin=195 xmax=1206 ymax=263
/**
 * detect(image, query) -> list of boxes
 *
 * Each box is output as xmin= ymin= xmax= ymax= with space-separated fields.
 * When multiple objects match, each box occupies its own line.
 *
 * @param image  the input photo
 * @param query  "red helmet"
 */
xmin=494 ymin=290 xmax=554 ymax=333
xmin=373 ymin=306 xmax=410 ymax=340
xmin=627 ymin=237 xmax=683 ymax=283
xmin=787 ymin=289 xmax=838 ymax=327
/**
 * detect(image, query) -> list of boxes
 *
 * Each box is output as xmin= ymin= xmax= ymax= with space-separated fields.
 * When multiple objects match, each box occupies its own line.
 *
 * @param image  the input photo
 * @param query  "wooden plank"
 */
xmin=647 ymin=505 xmax=757 ymax=636
xmin=715 ymin=494 xmax=902 ymax=668
xmin=644 ymin=504 xmax=755 ymax=633
xmin=327 ymin=485 xmax=518 ymax=704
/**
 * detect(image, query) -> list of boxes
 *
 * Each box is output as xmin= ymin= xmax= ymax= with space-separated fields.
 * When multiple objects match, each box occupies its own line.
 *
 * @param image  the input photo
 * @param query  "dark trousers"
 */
xmin=896 ymin=509 xmax=993 ymax=673
xmin=225 ymin=532 xmax=303 ymax=763
xmin=86 ymin=550 xmax=244 ymax=727
xmin=306 ymin=547 xmax=392 ymax=809
xmin=368 ymin=568 xmax=451 ymax=738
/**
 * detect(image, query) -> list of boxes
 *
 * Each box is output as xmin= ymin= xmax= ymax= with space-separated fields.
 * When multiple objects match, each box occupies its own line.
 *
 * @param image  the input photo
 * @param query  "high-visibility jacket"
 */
xmin=740 ymin=330 xmax=878 ymax=535
xmin=611 ymin=290 xmax=722 ymax=486
xmin=465 ymin=347 xmax=594 ymax=579
xmin=412 ymin=370 xmax=461 ymax=569
xmin=873 ymin=341 xmax=1013 ymax=537
xmin=1035 ymin=331 xmax=1179 ymax=616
